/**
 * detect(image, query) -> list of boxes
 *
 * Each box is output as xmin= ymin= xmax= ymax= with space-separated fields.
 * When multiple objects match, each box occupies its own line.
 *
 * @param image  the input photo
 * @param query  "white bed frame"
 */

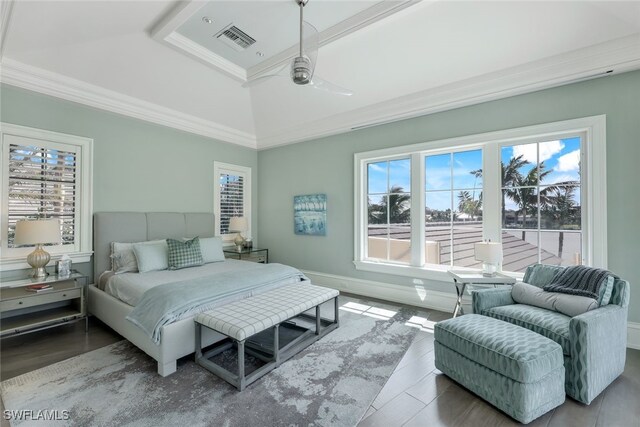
xmin=88 ymin=212 xmax=234 ymax=376
xmin=88 ymin=285 xmax=225 ymax=376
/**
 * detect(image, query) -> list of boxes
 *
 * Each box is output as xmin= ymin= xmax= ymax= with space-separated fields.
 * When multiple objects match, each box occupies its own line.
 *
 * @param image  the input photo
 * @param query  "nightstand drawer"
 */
xmin=0 ymin=288 xmax=81 ymax=312
xmin=246 ymin=255 xmax=267 ymax=263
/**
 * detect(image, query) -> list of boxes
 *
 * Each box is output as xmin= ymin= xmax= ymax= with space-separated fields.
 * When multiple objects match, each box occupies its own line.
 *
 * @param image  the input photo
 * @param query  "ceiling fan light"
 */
xmin=291 ymin=56 xmax=312 ymax=85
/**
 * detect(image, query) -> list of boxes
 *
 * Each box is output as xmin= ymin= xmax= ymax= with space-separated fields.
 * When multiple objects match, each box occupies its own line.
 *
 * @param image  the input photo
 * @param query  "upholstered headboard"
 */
xmin=93 ymin=212 xmax=215 ymax=279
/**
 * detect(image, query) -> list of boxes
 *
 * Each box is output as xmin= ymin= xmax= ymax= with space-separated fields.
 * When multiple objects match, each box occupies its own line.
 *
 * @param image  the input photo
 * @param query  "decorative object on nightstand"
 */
xmin=448 ymin=270 xmax=515 ymax=318
xmin=224 ymin=247 xmax=268 ymax=264
xmin=229 ymin=217 xmax=248 ymax=251
xmin=56 ymin=254 xmax=72 ymax=278
xmin=474 ymin=241 xmax=503 ymax=277
xmin=243 ymin=238 xmax=253 ymax=249
xmin=14 ymin=219 xmax=62 ymax=279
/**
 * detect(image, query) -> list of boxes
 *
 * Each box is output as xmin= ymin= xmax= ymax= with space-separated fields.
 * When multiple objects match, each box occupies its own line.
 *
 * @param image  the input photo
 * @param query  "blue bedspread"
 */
xmin=126 ymin=263 xmax=307 ymax=344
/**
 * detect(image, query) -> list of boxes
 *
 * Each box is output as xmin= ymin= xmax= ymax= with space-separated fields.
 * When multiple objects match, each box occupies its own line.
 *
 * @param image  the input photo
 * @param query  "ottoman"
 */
xmin=434 ymin=314 xmax=565 ymax=424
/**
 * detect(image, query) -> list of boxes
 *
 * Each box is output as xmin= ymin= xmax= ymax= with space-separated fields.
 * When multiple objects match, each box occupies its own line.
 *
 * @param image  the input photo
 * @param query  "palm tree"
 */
xmin=368 ymin=186 xmax=410 ymax=225
xmin=542 ymin=186 xmax=579 ymax=258
xmin=457 ymin=190 xmax=481 ymax=220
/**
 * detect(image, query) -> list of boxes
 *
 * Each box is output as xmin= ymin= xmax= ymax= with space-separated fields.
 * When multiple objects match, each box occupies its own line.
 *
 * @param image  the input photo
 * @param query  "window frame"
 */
xmin=0 ymin=123 xmax=93 ymax=271
xmin=213 ymin=161 xmax=251 ymax=244
xmin=354 ymin=115 xmax=606 ymax=281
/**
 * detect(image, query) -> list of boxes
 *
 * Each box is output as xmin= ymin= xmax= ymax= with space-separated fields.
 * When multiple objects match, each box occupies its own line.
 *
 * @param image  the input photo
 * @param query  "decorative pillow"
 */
xmin=111 ymin=242 xmax=138 ymax=274
xmin=198 ymin=237 xmax=225 ymax=263
xmin=167 ymin=237 xmax=203 ymax=270
xmin=512 ymin=281 xmax=598 ymax=318
xmin=597 ymin=275 xmax=614 ymax=306
xmin=133 ymin=240 xmax=169 ymax=273
xmin=522 ymin=264 xmax=564 ymax=288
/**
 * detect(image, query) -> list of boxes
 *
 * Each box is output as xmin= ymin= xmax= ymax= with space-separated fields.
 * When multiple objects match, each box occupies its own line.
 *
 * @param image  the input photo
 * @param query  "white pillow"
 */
xmin=133 ymin=240 xmax=169 ymax=273
xmin=512 ymin=281 xmax=598 ymax=317
xmin=111 ymin=242 xmax=138 ymax=274
xmin=199 ymin=237 xmax=225 ymax=263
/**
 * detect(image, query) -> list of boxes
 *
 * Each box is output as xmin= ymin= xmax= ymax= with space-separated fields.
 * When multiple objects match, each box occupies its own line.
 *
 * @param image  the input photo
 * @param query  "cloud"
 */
xmin=556 ymin=149 xmax=580 ymax=172
xmin=368 ymin=163 xmax=386 ymax=173
xmin=512 ymin=140 xmax=564 ymax=164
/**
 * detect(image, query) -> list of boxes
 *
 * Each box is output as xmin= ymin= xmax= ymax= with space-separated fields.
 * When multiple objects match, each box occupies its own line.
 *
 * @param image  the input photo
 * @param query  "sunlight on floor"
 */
xmin=339 ymin=301 xmax=397 ymax=320
xmin=404 ymin=315 xmax=437 ymax=333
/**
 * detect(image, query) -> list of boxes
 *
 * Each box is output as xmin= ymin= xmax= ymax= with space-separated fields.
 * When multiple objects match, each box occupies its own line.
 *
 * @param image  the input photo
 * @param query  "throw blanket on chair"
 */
xmin=543 ymin=265 xmax=612 ymax=300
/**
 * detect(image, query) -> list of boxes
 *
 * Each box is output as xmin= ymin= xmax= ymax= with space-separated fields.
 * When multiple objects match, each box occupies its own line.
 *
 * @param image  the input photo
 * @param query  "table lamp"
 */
xmin=474 ymin=241 xmax=502 ymax=277
xmin=228 ymin=217 xmax=248 ymax=251
xmin=14 ymin=219 xmax=62 ymax=279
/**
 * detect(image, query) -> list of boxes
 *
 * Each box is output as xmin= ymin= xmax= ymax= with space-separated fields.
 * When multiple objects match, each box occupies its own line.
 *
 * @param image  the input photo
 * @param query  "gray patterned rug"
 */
xmin=1 ymin=303 xmax=418 ymax=427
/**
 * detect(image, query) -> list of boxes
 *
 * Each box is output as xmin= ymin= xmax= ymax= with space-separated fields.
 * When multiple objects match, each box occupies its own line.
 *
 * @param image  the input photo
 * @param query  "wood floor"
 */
xmin=1 ymin=298 xmax=639 ymax=427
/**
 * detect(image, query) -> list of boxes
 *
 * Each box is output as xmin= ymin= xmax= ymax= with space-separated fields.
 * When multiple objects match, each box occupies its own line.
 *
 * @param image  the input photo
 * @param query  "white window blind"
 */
xmin=213 ymin=162 xmax=251 ymax=241
xmin=7 ymin=144 xmax=77 ymax=248
xmin=219 ymin=173 xmax=244 ymax=235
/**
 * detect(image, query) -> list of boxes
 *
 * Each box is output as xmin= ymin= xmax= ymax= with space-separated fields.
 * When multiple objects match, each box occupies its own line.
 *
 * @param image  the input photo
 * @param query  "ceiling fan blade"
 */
xmin=302 ymin=20 xmax=319 ymax=77
xmin=309 ymin=75 xmax=353 ymax=96
xmin=242 ymin=64 xmax=289 ymax=88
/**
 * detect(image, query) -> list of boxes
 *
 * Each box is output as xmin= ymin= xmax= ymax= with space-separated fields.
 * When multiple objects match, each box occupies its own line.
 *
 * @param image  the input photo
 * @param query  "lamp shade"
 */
xmin=228 ymin=217 xmax=248 ymax=232
xmin=14 ymin=219 xmax=62 ymax=245
xmin=474 ymin=242 xmax=502 ymax=264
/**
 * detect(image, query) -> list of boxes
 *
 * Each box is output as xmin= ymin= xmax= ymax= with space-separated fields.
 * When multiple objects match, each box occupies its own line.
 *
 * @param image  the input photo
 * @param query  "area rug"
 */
xmin=1 ymin=304 xmax=418 ymax=427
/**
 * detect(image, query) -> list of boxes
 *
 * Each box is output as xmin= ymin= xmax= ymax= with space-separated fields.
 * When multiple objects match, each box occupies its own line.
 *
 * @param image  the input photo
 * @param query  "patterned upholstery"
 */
xmin=435 ymin=342 xmax=565 ymax=424
xmin=472 ymin=270 xmax=630 ymax=405
xmin=522 ymin=264 xmax=565 ymax=288
xmin=483 ymin=305 xmax=571 ymax=355
xmin=167 ymin=237 xmax=203 ymax=270
xmin=195 ymin=284 xmax=338 ymax=341
xmin=435 ymin=315 xmax=563 ymax=383
xmin=434 ymin=315 xmax=565 ymax=423
xmin=471 ymin=288 xmax=514 ymax=315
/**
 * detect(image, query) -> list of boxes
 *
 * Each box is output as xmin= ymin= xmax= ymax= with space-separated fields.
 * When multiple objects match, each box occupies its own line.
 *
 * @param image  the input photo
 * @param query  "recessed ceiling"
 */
xmin=175 ymin=1 xmax=381 ymax=69
xmin=2 ymin=1 xmax=640 ymax=150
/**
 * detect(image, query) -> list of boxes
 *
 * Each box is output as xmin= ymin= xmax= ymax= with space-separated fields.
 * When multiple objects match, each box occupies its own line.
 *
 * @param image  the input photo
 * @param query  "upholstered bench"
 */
xmin=195 ymin=284 xmax=339 ymax=391
xmin=434 ymin=314 xmax=565 ymax=424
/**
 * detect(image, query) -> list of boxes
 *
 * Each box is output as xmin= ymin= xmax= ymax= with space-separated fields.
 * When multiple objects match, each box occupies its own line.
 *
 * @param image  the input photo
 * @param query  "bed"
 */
xmin=87 ymin=212 xmax=309 ymax=376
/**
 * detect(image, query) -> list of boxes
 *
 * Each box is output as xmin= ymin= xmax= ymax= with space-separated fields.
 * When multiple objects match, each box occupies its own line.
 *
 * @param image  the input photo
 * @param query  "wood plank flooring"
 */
xmin=1 ymin=297 xmax=638 ymax=427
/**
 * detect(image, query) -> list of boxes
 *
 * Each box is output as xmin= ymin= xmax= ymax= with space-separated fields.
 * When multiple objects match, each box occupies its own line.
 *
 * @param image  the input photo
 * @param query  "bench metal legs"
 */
xmin=195 ymin=296 xmax=340 ymax=391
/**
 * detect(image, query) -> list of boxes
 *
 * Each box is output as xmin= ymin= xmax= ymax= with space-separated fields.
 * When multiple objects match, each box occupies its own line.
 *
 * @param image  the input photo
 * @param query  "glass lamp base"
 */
xmin=482 ymin=262 xmax=498 ymax=277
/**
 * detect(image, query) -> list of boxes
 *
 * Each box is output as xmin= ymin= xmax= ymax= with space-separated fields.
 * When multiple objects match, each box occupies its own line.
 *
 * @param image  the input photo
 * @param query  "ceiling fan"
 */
xmin=242 ymin=0 xmax=353 ymax=96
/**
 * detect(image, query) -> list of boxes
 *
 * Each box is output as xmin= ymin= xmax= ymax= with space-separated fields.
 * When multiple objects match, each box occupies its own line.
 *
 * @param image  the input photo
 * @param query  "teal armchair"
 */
xmin=472 ymin=265 xmax=629 ymax=404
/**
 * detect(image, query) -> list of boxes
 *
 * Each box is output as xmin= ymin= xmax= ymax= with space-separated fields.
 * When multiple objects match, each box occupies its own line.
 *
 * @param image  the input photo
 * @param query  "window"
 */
xmin=354 ymin=116 xmax=606 ymax=280
xmin=1 ymin=123 xmax=93 ymax=270
xmin=367 ymin=158 xmax=411 ymax=263
xmin=213 ymin=162 xmax=251 ymax=242
xmin=501 ymin=138 xmax=583 ymax=272
xmin=425 ymin=149 xmax=483 ymax=268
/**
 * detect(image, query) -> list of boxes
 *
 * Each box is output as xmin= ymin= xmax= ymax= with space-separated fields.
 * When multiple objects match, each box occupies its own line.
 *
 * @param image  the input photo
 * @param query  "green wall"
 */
xmin=257 ymin=70 xmax=640 ymax=323
xmin=0 ymin=84 xmax=258 ymax=281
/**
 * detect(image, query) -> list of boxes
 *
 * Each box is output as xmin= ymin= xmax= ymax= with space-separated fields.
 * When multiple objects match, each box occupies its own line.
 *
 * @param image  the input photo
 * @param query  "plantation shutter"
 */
xmin=218 ymin=173 xmax=244 ymax=235
xmin=7 ymin=144 xmax=77 ymax=247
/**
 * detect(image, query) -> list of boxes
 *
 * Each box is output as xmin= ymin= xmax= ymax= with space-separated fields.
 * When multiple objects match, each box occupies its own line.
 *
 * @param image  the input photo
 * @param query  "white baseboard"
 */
xmin=628 ymin=322 xmax=640 ymax=350
xmin=303 ymin=270 xmax=640 ymax=350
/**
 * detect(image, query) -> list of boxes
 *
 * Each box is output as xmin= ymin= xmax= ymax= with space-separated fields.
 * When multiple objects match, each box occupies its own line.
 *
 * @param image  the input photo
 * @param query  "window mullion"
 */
xmin=410 ymin=153 xmax=424 ymax=266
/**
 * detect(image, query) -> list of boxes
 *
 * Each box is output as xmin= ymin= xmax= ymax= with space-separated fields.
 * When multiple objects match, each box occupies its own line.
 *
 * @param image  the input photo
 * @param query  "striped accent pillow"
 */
xmin=167 ymin=237 xmax=203 ymax=270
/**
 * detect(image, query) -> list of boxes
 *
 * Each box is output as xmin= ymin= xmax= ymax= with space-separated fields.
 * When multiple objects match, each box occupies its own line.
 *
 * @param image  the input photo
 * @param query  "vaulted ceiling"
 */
xmin=2 ymin=1 xmax=640 ymax=149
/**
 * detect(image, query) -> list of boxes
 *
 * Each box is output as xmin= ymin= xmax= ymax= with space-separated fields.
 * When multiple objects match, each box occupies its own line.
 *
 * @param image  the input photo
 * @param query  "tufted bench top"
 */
xmin=195 ymin=284 xmax=339 ymax=341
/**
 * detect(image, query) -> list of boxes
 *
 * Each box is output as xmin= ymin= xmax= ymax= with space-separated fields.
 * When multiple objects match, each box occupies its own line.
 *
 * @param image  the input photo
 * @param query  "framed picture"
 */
xmin=294 ymin=194 xmax=327 ymax=236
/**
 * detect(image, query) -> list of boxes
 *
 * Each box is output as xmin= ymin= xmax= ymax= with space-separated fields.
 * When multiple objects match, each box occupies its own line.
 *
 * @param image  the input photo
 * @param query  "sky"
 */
xmin=368 ymin=137 xmax=581 ymax=212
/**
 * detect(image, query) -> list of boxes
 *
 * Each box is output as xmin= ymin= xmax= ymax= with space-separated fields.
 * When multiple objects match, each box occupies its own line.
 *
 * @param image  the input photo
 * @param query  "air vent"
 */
xmin=216 ymin=25 xmax=256 ymax=52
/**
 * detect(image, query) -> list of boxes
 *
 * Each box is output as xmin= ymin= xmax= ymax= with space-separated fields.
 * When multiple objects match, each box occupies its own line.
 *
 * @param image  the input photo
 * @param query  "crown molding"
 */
xmin=164 ymin=32 xmax=247 ymax=82
xmin=257 ymin=34 xmax=640 ymax=150
xmin=0 ymin=58 xmax=257 ymax=148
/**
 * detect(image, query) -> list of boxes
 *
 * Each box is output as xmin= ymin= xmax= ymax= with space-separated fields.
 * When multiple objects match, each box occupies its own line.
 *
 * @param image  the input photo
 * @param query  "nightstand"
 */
xmin=0 ymin=271 xmax=88 ymax=338
xmin=223 ymin=248 xmax=269 ymax=264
